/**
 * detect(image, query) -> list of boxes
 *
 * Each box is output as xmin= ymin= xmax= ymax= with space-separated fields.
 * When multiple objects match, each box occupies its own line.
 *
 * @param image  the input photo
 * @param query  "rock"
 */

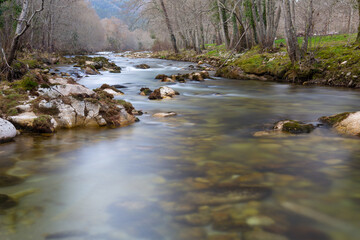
xmin=38 ymin=84 xmax=95 ymax=98
xmin=0 ymin=194 xmax=17 ymax=210
xmin=49 ymin=57 xmax=60 ymax=65
xmin=319 ymin=111 xmax=360 ymax=136
xmin=84 ymin=66 xmax=99 ymax=75
xmin=190 ymin=72 xmax=204 ymax=81
xmin=49 ymin=78 xmax=69 ymax=85
xmin=175 ymin=212 xmax=212 ymax=226
xmin=274 ymin=120 xmax=315 ymax=134
xmin=16 ymin=104 xmax=32 ymax=113
xmin=135 ymin=64 xmax=150 ymax=69
xmin=140 ymin=88 xmax=153 ymax=96
xmin=103 ymin=88 xmax=124 ymax=96
xmin=149 ymin=86 xmax=178 ymax=100
xmin=161 ymin=77 xmax=175 ymax=83
xmin=9 ymin=112 xmax=38 ymax=129
xmin=0 ymin=118 xmax=17 ymax=143
xmin=155 ymin=74 xmax=168 ymax=79
xmin=153 ymin=112 xmax=177 ymax=118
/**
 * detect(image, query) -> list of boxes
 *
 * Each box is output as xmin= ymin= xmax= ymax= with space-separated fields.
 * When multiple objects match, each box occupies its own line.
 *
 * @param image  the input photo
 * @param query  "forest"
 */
xmin=1 ymin=1 xmax=360 ymax=240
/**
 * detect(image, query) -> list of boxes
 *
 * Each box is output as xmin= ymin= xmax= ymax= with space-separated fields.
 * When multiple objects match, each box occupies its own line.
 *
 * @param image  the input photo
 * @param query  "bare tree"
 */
xmin=159 ymin=0 xmax=179 ymax=53
xmin=301 ymin=0 xmax=314 ymax=54
xmin=282 ymin=0 xmax=301 ymax=62
xmin=5 ymin=0 xmax=45 ymax=68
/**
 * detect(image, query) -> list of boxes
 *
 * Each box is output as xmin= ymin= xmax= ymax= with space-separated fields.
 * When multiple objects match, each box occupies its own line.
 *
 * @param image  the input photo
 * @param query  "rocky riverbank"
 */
xmin=0 ymin=53 xmax=137 ymax=143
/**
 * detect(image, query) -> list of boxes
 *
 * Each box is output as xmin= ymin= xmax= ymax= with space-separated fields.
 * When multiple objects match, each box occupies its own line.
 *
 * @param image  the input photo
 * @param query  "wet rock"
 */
xmin=0 ymin=194 xmax=17 ymax=209
xmin=0 ymin=118 xmax=17 ymax=143
xmin=161 ymin=77 xmax=175 ymax=83
xmin=244 ymin=230 xmax=288 ymax=240
xmin=140 ymin=88 xmax=153 ymax=96
xmin=274 ymin=120 xmax=315 ymax=134
xmin=84 ymin=66 xmax=99 ymax=75
xmin=155 ymin=74 xmax=168 ymax=79
xmin=180 ymin=186 xmax=272 ymax=206
xmin=135 ymin=64 xmax=150 ymax=69
xmin=153 ymin=112 xmax=177 ymax=118
xmin=0 ymin=174 xmax=23 ymax=187
xmin=319 ymin=111 xmax=360 ymax=136
xmin=159 ymin=201 xmax=197 ymax=214
xmin=149 ymin=86 xmax=178 ymax=100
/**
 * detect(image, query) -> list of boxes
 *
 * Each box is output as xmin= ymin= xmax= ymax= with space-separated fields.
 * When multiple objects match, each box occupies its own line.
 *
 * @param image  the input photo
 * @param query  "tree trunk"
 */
xmin=301 ymin=0 xmax=313 ymax=54
xmin=217 ymin=0 xmax=230 ymax=48
xmin=356 ymin=0 xmax=360 ymax=42
xmin=159 ymin=0 xmax=179 ymax=53
xmin=282 ymin=0 xmax=300 ymax=63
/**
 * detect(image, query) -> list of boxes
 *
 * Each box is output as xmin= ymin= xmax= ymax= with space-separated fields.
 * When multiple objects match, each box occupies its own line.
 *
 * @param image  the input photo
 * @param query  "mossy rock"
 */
xmin=140 ymin=88 xmax=153 ymax=96
xmin=155 ymin=74 xmax=168 ymax=79
xmin=319 ymin=112 xmax=354 ymax=126
xmin=117 ymin=100 xmax=134 ymax=114
xmin=135 ymin=64 xmax=150 ymax=69
xmin=281 ymin=121 xmax=315 ymax=134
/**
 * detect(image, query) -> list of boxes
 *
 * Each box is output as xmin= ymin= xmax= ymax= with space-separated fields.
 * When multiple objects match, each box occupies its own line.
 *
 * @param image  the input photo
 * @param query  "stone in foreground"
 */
xmin=0 ymin=118 xmax=17 ymax=143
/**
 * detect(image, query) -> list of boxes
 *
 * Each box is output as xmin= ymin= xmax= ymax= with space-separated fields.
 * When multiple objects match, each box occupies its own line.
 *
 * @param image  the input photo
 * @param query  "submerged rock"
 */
xmin=319 ymin=111 xmax=360 ymax=136
xmin=153 ymin=112 xmax=177 ymax=118
xmin=0 ymin=118 xmax=17 ymax=143
xmin=0 ymin=194 xmax=17 ymax=210
xmin=180 ymin=186 xmax=271 ymax=206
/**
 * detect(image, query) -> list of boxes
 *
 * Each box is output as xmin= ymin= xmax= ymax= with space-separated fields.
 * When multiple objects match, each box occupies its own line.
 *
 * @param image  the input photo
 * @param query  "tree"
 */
xmin=5 ymin=0 xmax=45 ymax=69
xmin=282 ymin=0 xmax=300 ymax=63
xmin=356 ymin=0 xmax=360 ymax=42
xmin=159 ymin=0 xmax=179 ymax=53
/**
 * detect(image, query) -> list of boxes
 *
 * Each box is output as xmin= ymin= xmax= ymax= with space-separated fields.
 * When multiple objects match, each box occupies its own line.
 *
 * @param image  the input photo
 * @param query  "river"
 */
xmin=1 ymin=53 xmax=360 ymax=240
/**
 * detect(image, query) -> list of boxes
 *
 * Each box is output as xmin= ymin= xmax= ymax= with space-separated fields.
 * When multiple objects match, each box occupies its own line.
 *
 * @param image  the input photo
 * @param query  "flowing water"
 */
xmin=1 ymin=53 xmax=360 ymax=240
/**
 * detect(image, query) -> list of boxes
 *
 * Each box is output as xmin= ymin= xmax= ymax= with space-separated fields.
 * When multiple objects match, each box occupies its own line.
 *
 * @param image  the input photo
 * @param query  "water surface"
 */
xmin=1 ymin=54 xmax=360 ymax=240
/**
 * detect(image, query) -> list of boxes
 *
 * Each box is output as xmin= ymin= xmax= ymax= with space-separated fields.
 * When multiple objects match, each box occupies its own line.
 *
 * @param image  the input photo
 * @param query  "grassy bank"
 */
xmin=153 ymin=34 xmax=360 ymax=88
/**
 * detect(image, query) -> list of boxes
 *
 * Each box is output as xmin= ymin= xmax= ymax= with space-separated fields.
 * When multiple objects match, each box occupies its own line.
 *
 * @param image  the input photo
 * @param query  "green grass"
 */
xmin=275 ymin=34 xmax=356 ymax=47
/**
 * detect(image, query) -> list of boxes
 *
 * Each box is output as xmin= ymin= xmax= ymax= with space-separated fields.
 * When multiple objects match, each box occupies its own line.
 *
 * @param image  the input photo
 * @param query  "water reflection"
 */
xmin=0 ymin=55 xmax=360 ymax=239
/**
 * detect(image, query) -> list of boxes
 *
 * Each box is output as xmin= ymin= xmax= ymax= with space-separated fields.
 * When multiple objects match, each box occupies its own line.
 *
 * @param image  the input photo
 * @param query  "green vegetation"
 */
xmin=33 ymin=115 xmax=54 ymax=133
xmin=319 ymin=112 xmax=354 ymax=126
xmin=282 ymin=121 xmax=315 ymax=134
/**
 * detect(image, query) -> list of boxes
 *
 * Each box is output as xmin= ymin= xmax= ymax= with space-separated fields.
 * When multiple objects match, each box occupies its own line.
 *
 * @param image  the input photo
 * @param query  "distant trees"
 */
xmin=357 ymin=0 xmax=360 ymax=42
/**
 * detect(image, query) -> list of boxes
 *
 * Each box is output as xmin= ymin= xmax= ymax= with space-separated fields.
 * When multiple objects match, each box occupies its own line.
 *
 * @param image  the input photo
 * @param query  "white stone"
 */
xmin=9 ymin=112 xmax=38 ymax=128
xmin=159 ymin=86 xmax=176 ymax=98
xmin=335 ymin=111 xmax=360 ymax=136
xmin=153 ymin=112 xmax=177 ymax=118
xmin=16 ymin=104 xmax=32 ymax=112
xmin=38 ymin=84 xmax=95 ymax=98
xmin=0 ymin=118 xmax=17 ymax=143
xmin=49 ymin=78 xmax=68 ymax=85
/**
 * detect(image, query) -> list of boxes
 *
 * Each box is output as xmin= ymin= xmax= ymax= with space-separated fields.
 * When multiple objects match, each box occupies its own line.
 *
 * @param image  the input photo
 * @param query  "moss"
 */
xmin=140 ymin=88 xmax=153 ymax=96
xmin=116 ymin=100 xmax=134 ymax=114
xmin=319 ymin=112 xmax=354 ymax=126
xmin=33 ymin=115 xmax=54 ymax=133
xmin=7 ymin=108 xmax=19 ymax=116
xmin=16 ymin=74 xmax=39 ymax=91
xmin=21 ymin=59 xmax=41 ymax=69
xmin=282 ymin=121 xmax=315 ymax=134
xmin=0 ymin=91 xmax=28 ymax=116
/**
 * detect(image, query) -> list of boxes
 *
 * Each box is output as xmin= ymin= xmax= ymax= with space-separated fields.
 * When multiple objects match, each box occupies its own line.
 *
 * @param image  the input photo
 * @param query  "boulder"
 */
xmin=155 ymin=74 xmax=168 ymax=79
xmin=274 ymin=120 xmax=315 ymax=134
xmin=38 ymin=83 xmax=95 ymax=98
xmin=9 ymin=112 xmax=38 ymax=129
xmin=0 ymin=118 xmax=17 ymax=143
xmin=135 ymin=64 xmax=150 ymax=69
xmin=149 ymin=86 xmax=178 ymax=100
xmin=84 ymin=66 xmax=99 ymax=75
xmin=319 ymin=111 xmax=360 ymax=136
xmin=161 ymin=77 xmax=175 ymax=83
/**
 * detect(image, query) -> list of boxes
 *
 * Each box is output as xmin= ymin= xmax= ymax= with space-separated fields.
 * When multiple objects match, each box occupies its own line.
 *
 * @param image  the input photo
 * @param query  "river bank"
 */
xmin=138 ymin=37 xmax=360 ymax=89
